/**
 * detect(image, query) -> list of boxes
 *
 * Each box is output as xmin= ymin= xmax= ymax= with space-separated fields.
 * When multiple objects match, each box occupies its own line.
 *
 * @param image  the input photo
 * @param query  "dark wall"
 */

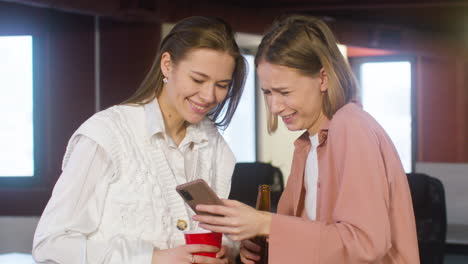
xmin=416 ymin=56 xmax=468 ymax=162
xmin=161 ymin=1 xmax=468 ymax=163
xmin=332 ymin=21 xmax=468 ymax=162
xmin=1 ymin=0 xmax=467 ymax=215
xmin=0 ymin=2 xmax=96 ymax=214
xmin=100 ymin=19 xmax=160 ymax=109
xmin=0 ymin=1 xmax=160 ymax=215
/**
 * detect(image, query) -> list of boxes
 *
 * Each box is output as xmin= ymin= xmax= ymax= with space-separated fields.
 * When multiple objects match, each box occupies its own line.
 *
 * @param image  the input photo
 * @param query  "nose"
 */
xmin=269 ymin=94 xmax=284 ymax=115
xmin=199 ymin=84 xmax=216 ymax=104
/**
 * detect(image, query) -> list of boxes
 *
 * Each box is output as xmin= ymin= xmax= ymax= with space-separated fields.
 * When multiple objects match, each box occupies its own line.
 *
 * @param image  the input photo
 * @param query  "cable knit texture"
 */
xmin=32 ymin=100 xmax=236 ymax=263
xmin=63 ymin=104 xmax=233 ymax=249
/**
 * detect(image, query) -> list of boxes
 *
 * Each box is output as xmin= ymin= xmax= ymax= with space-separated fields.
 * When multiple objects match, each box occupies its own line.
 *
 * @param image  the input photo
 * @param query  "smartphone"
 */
xmin=176 ymin=179 xmax=224 ymax=216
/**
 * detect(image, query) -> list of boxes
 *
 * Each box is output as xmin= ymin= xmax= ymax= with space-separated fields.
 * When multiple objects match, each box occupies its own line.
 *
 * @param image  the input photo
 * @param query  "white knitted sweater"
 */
xmin=63 ymin=103 xmax=235 ymax=258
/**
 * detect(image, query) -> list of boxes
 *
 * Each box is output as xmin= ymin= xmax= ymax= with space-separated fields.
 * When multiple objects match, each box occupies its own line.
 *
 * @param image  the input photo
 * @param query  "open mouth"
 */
xmin=188 ymin=99 xmax=209 ymax=114
xmin=281 ymin=113 xmax=296 ymax=123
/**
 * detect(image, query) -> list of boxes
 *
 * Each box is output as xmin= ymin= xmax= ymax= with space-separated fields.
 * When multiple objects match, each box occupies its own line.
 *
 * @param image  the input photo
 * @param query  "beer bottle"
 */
xmin=254 ymin=184 xmax=271 ymax=264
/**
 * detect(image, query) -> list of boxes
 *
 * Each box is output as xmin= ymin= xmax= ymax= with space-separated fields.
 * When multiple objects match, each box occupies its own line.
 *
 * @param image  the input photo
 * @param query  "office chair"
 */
xmin=229 ymin=162 xmax=285 ymax=264
xmin=229 ymin=162 xmax=284 ymax=213
xmin=406 ymin=173 xmax=447 ymax=264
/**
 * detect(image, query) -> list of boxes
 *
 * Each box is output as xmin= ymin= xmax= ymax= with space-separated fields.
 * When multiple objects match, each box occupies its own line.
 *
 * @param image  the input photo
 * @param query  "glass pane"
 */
xmin=0 ymin=36 xmax=34 ymax=177
xmin=220 ymin=54 xmax=256 ymax=162
xmin=361 ymin=61 xmax=412 ymax=172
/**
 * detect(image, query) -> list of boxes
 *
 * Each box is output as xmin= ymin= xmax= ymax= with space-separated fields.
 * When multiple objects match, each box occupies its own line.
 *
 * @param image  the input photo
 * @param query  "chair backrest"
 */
xmin=406 ymin=173 xmax=447 ymax=264
xmin=229 ymin=162 xmax=284 ymax=212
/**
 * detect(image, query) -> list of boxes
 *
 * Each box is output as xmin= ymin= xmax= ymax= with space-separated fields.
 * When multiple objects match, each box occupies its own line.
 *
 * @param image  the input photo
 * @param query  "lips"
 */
xmin=281 ymin=113 xmax=295 ymax=124
xmin=188 ymin=99 xmax=209 ymax=114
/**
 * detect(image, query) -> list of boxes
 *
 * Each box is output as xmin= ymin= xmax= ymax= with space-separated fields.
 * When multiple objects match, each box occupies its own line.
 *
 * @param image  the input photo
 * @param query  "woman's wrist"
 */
xmin=259 ymin=211 xmax=273 ymax=236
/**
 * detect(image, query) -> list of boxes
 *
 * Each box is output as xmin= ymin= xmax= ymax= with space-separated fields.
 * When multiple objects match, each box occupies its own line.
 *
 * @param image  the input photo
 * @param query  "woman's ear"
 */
xmin=160 ymin=52 xmax=172 ymax=78
xmin=319 ymin=68 xmax=329 ymax=92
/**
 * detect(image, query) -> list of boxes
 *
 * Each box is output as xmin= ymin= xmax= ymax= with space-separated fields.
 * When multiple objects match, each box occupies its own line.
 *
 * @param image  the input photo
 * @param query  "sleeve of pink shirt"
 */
xmin=269 ymin=113 xmax=393 ymax=263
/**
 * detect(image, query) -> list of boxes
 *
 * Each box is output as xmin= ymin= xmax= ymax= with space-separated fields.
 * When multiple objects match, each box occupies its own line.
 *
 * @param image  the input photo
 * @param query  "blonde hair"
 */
xmin=255 ymin=15 xmax=358 ymax=133
xmin=123 ymin=16 xmax=247 ymax=129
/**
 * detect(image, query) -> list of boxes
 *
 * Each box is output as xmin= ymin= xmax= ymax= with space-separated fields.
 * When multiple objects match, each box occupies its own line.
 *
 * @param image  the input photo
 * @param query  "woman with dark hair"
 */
xmin=33 ymin=16 xmax=246 ymax=264
xmin=194 ymin=15 xmax=419 ymax=264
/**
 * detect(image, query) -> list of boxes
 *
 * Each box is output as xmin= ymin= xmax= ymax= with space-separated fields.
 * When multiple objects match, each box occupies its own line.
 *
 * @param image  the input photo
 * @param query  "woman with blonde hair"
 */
xmin=33 ymin=16 xmax=246 ymax=264
xmin=194 ymin=15 xmax=419 ymax=264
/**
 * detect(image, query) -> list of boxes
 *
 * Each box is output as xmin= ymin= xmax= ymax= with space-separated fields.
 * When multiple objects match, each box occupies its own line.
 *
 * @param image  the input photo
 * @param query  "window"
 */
xmin=0 ymin=5 xmax=90 ymax=216
xmin=0 ymin=30 xmax=48 ymax=215
xmin=0 ymin=36 xmax=34 ymax=177
xmin=220 ymin=54 xmax=257 ymax=162
xmin=355 ymin=58 xmax=415 ymax=173
xmin=0 ymin=4 xmax=50 ymax=216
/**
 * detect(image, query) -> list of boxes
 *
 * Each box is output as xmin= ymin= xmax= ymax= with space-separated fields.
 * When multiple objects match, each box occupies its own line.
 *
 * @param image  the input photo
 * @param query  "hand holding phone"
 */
xmin=176 ymin=179 xmax=224 ymax=216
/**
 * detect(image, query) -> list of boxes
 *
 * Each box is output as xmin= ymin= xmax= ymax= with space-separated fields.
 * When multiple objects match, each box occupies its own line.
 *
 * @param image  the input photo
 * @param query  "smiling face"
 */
xmin=159 ymin=48 xmax=235 ymax=125
xmin=257 ymin=61 xmax=329 ymax=135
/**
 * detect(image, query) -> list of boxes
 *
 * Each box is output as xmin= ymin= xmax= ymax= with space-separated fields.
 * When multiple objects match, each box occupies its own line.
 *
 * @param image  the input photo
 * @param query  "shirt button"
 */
xmin=176 ymin=219 xmax=187 ymax=231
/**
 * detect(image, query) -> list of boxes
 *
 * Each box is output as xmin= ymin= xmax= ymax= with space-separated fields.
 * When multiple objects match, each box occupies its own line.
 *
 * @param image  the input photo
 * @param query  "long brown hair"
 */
xmin=123 ymin=16 xmax=247 ymax=129
xmin=255 ymin=15 xmax=358 ymax=133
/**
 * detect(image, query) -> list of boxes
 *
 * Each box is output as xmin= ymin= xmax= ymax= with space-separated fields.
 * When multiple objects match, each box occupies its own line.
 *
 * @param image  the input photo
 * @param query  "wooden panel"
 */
xmin=159 ymin=1 xmax=277 ymax=35
xmin=0 ymin=0 xmax=158 ymax=22
xmin=0 ymin=1 xmax=162 ymax=216
xmin=99 ymin=19 xmax=160 ymax=109
xmin=462 ymin=61 xmax=468 ymax=161
xmin=347 ymin=46 xmax=398 ymax=57
xmin=0 ymin=2 xmax=95 ymax=215
xmin=416 ymin=56 xmax=459 ymax=162
xmin=45 ymin=11 xmax=96 ymax=184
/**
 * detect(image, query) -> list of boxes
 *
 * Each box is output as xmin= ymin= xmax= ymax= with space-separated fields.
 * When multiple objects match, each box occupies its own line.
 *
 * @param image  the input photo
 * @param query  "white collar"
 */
xmin=143 ymin=98 xmax=209 ymax=146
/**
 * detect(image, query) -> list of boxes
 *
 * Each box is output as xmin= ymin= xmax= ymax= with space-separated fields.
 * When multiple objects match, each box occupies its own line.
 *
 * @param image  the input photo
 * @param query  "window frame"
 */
xmin=0 ymin=34 xmax=42 ymax=184
xmin=0 ymin=17 xmax=50 ymax=215
xmin=219 ymin=51 xmax=258 ymax=162
xmin=350 ymin=55 xmax=417 ymax=173
xmin=239 ymin=46 xmax=260 ymax=161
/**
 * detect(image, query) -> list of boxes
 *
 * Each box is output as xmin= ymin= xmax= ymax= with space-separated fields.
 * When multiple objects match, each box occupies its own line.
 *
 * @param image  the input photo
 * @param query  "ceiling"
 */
xmin=3 ymin=0 xmax=468 ymax=42
xmin=221 ymin=0 xmax=468 ymax=42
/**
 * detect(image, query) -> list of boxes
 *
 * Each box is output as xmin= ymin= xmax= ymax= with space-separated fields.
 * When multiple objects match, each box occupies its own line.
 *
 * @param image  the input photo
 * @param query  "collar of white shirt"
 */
xmin=143 ymin=98 xmax=209 ymax=148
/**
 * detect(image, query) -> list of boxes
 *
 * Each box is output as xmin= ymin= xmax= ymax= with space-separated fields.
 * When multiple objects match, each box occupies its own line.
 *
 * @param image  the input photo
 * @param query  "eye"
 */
xmin=216 ymin=83 xmax=229 ymax=89
xmin=262 ymin=90 xmax=271 ymax=95
xmin=192 ymin=78 xmax=203 ymax=84
xmin=280 ymin=91 xmax=290 ymax=95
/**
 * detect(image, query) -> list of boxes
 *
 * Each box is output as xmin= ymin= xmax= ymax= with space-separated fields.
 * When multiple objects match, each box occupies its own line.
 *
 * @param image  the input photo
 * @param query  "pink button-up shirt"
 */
xmin=269 ymin=103 xmax=419 ymax=263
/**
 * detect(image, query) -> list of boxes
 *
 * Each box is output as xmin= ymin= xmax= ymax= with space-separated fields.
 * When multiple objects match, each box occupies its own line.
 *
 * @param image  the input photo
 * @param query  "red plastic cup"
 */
xmin=184 ymin=230 xmax=222 ymax=261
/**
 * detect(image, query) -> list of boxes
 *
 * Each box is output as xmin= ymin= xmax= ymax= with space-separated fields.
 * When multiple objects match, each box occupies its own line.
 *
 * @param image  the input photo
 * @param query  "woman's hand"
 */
xmin=239 ymin=240 xmax=261 ymax=264
xmin=152 ymin=244 xmax=223 ymax=264
xmin=192 ymin=199 xmax=273 ymax=241
xmin=216 ymin=246 xmax=232 ymax=264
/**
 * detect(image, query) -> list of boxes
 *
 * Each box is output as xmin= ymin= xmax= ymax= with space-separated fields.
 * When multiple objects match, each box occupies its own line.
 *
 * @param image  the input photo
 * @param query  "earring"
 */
xmin=163 ymin=77 xmax=168 ymax=84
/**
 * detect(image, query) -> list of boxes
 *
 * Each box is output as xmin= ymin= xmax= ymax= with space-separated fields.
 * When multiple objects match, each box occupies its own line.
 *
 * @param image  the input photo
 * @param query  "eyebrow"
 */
xmin=261 ymin=87 xmax=289 ymax=92
xmin=191 ymin=70 xmax=232 ymax=83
